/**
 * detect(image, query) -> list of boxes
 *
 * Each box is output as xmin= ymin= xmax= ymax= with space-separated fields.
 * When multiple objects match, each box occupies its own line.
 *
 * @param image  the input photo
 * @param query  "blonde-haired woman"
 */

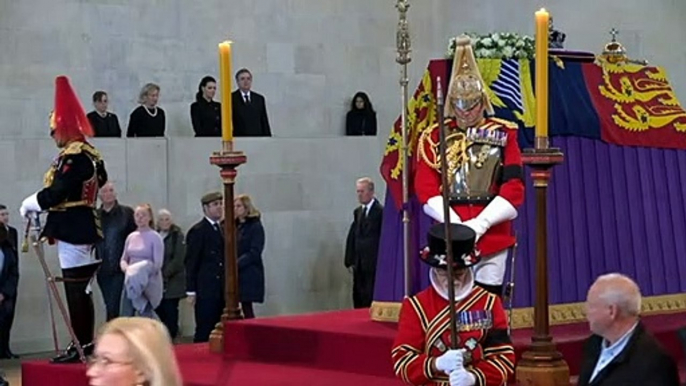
xmin=86 ymin=317 xmax=182 ymax=386
xmin=120 ymin=204 xmax=164 ymax=319
xmin=126 ymin=83 xmax=166 ymax=137
xmin=234 ymin=194 xmax=266 ymax=319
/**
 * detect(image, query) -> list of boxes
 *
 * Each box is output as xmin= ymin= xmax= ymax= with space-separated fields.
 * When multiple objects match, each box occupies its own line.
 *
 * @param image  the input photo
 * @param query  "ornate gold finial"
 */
xmin=601 ymin=27 xmax=628 ymax=64
xmin=395 ymin=0 xmax=411 ymax=67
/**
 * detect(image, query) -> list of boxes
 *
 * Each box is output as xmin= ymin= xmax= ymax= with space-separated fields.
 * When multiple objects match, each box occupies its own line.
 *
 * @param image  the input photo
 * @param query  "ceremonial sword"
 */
xmin=27 ymin=212 xmax=87 ymax=363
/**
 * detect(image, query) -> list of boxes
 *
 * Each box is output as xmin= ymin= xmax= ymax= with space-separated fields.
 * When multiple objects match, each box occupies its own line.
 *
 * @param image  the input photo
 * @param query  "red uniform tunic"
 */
xmin=414 ymin=117 xmax=524 ymax=256
xmin=391 ymin=285 xmax=515 ymax=386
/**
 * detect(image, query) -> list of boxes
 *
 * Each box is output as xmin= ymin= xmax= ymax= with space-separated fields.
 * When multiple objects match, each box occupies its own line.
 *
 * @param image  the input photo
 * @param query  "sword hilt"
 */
xmin=30 ymin=212 xmax=42 ymax=231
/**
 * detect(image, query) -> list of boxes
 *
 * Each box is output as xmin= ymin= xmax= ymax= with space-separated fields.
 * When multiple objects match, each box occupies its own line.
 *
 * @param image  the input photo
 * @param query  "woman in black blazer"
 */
xmin=190 ymin=76 xmax=221 ymax=137
xmin=234 ymin=194 xmax=266 ymax=319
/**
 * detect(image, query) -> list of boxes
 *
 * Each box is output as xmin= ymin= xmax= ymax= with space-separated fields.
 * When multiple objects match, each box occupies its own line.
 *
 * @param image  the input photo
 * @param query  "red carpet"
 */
xmin=21 ymin=309 xmax=686 ymax=385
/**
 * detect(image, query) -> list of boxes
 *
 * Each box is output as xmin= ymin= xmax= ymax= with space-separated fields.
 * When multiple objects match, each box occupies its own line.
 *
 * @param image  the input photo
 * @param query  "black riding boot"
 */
xmin=51 ymin=262 xmax=100 ymax=364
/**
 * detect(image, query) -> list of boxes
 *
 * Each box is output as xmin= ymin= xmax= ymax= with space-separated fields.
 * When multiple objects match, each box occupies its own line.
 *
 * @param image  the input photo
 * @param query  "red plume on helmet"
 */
xmin=51 ymin=76 xmax=94 ymax=142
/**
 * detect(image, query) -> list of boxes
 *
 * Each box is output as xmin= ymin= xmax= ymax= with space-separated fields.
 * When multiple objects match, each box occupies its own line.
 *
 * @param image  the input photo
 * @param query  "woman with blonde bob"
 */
xmin=86 ymin=317 xmax=182 ymax=386
xmin=234 ymin=194 xmax=266 ymax=319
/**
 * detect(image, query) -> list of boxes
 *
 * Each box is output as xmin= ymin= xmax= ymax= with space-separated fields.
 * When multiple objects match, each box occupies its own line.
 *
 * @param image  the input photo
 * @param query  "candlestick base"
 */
xmin=515 ymin=146 xmax=569 ymax=386
xmin=534 ymin=136 xmax=549 ymax=150
xmin=208 ymin=146 xmax=247 ymax=353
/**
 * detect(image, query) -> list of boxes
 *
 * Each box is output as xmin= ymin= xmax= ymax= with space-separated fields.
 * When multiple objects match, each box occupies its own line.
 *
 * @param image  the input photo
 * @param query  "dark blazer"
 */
xmin=236 ymin=217 xmax=265 ymax=303
xmin=185 ymin=218 xmax=225 ymax=299
xmin=0 ymin=240 xmax=18 ymax=354
xmin=6 ymin=226 xmax=17 ymax=254
xmin=37 ymin=143 xmax=108 ymax=245
xmin=160 ymin=225 xmax=186 ymax=299
xmin=0 ymin=241 xmax=18 ymax=302
xmin=87 ymin=111 xmax=122 ymax=137
xmin=96 ymin=202 xmax=136 ymax=276
xmin=577 ymin=322 xmax=680 ymax=386
xmin=231 ymin=90 xmax=272 ymax=137
xmin=346 ymin=110 xmax=377 ymax=136
xmin=344 ymin=199 xmax=383 ymax=273
xmin=190 ymin=98 xmax=221 ymax=137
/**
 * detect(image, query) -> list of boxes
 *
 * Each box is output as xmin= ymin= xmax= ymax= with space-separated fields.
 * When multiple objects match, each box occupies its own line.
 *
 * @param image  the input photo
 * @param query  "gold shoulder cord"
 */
xmin=418 ymin=125 xmax=441 ymax=170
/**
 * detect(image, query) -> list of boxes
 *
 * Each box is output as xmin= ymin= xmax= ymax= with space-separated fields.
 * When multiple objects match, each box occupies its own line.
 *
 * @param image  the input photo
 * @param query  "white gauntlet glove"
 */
xmin=449 ymin=369 xmax=476 ymax=386
xmin=19 ymin=192 xmax=41 ymax=218
xmin=435 ymin=349 xmax=465 ymax=374
xmin=462 ymin=196 xmax=517 ymax=242
xmin=424 ymin=196 xmax=461 ymax=224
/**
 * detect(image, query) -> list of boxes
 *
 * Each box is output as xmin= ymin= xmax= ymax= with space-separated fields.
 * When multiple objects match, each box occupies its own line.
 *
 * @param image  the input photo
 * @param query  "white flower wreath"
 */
xmin=446 ymin=32 xmax=535 ymax=60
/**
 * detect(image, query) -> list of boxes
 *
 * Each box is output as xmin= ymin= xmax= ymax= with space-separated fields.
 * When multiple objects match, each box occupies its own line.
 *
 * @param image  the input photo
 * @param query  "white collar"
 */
xmin=429 ymin=268 xmax=475 ymax=302
xmin=204 ymin=216 xmax=219 ymax=226
xmin=602 ymin=321 xmax=639 ymax=351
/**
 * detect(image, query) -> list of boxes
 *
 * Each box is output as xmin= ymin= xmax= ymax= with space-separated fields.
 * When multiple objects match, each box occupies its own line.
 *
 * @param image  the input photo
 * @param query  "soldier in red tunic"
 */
xmin=20 ymin=76 xmax=108 ymax=363
xmin=392 ymin=223 xmax=515 ymax=386
xmin=414 ymin=36 xmax=525 ymax=296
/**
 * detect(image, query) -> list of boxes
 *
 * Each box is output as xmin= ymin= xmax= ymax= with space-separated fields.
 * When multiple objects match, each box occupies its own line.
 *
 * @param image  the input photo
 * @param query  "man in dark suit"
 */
xmin=0 ymin=210 xmax=19 ymax=360
xmin=345 ymin=177 xmax=383 ymax=308
xmin=0 ymin=206 xmax=17 ymax=252
xmin=577 ymin=273 xmax=680 ymax=386
xmin=185 ymin=192 xmax=225 ymax=343
xmin=231 ymin=68 xmax=272 ymax=137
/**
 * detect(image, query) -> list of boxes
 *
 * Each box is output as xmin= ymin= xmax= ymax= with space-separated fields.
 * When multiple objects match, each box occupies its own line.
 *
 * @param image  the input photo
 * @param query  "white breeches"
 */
xmin=473 ymin=249 xmax=509 ymax=286
xmin=57 ymin=241 xmax=96 ymax=269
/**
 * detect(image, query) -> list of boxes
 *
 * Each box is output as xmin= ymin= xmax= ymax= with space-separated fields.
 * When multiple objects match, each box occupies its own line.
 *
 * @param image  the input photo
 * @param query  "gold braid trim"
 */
xmin=417 ymin=121 xmax=469 ymax=175
xmin=43 ymin=141 xmax=103 ymax=188
xmin=417 ymin=124 xmax=441 ymax=170
xmin=489 ymin=117 xmax=518 ymax=130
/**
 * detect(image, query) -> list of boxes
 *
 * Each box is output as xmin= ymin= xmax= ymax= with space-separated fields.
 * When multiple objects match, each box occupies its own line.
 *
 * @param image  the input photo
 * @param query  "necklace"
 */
xmin=144 ymin=105 xmax=158 ymax=117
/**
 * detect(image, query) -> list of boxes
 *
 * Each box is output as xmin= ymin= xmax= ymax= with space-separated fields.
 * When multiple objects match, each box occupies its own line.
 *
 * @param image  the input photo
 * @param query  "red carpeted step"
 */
xmin=224 ymin=308 xmax=398 ymax=378
xmin=22 ymin=361 xmax=88 ymax=386
xmin=21 ymin=310 xmax=686 ymax=385
xmin=224 ymin=309 xmax=686 ymax=378
xmin=201 ymin=360 xmax=405 ymax=386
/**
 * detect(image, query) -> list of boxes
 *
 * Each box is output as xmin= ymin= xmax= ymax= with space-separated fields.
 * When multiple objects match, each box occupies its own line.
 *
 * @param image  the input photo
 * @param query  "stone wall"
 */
xmin=1 ymin=0 xmax=684 ymax=353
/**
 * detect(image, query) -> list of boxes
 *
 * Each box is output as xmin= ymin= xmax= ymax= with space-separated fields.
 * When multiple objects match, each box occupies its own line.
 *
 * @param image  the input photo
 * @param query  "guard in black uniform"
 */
xmin=20 ymin=76 xmax=108 ymax=363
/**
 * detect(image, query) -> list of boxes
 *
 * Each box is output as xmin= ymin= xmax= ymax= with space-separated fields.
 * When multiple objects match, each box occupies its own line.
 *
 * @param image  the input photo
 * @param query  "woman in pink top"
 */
xmin=120 ymin=204 xmax=164 ymax=318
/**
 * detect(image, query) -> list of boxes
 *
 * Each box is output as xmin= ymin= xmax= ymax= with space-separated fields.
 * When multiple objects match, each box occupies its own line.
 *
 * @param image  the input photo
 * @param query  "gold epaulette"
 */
xmin=61 ymin=141 xmax=84 ymax=155
xmin=489 ymin=117 xmax=518 ymax=130
xmin=60 ymin=141 xmax=103 ymax=161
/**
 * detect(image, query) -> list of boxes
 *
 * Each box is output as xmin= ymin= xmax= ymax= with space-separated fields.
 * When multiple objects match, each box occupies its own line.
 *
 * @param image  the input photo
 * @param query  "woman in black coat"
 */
xmin=190 ymin=76 xmax=221 ymax=137
xmin=234 ymin=194 xmax=266 ymax=319
xmin=345 ymin=91 xmax=377 ymax=136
